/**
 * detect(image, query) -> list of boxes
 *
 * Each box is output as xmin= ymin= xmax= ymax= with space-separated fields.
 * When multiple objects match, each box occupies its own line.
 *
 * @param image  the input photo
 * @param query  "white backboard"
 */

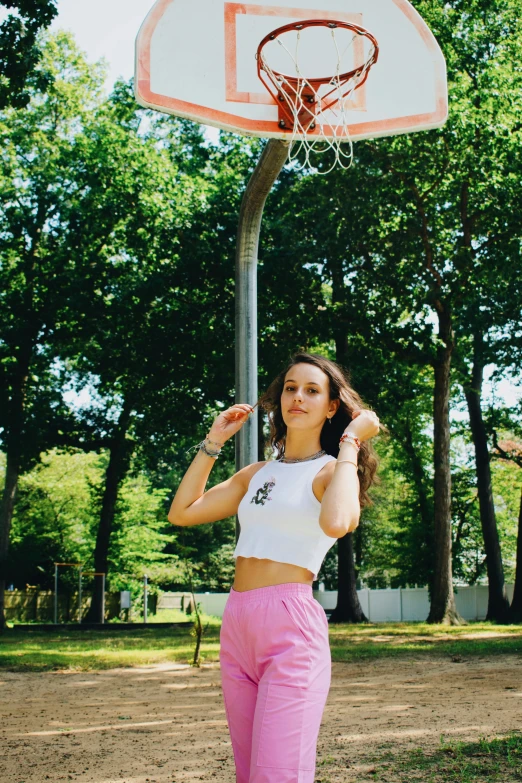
xmin=135 ymin=0 xmax=448 ymax=140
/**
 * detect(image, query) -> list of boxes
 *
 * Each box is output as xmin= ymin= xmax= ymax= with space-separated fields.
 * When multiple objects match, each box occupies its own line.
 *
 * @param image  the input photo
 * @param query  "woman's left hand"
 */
xmin=345 ymin=409 xmax=380 ymax=442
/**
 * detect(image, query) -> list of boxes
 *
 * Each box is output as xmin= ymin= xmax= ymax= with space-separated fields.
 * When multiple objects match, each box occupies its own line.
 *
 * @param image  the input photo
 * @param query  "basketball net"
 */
xmin=258 ymin=23 xmax=378 ymax=175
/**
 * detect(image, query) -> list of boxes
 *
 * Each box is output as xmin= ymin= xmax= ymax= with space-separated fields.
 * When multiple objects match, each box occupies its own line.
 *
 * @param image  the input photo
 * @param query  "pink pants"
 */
xmin=219 ymin=582 xmax=331 ymax=783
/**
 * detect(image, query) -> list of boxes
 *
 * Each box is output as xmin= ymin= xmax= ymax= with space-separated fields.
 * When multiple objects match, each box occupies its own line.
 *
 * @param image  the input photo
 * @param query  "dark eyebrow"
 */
xmin=284 ymin=379 xmax=321 ymax=386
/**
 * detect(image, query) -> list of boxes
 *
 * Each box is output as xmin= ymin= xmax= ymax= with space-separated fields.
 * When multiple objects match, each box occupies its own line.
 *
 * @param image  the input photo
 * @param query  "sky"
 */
xmin=49 ymin=0 xmax=153 ymax=88
xmin=5 ymin=1 xmax=522 ymax=411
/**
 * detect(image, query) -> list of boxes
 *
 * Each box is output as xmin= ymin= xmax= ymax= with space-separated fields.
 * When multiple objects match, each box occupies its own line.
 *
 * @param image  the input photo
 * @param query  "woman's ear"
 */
xmin=330 ymin=399 xmax=341 ymax=416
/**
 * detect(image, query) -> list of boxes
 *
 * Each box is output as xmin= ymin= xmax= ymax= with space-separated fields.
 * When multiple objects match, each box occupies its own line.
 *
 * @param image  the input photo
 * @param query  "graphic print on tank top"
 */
xmin=250 ymin=476 xmax=276 ymax=506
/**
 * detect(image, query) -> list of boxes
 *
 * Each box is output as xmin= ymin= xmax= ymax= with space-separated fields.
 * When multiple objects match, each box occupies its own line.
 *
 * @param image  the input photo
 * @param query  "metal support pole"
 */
xmin=235 ymin=138 xmax=289 ymax=482
xmin=101 ymin=574 xmax=105 ymax=624
xmin=54 ymin=564 xmax=58 ymax=625
xmin=78 ymin=566 xmax=82 ymax=624
xmin=143 ymin=574 xmax=148 ymax=624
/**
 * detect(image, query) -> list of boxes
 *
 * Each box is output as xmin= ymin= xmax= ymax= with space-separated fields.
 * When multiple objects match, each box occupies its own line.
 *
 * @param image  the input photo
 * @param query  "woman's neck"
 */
xmin=283 ymin=429 xmax=323 ymax=461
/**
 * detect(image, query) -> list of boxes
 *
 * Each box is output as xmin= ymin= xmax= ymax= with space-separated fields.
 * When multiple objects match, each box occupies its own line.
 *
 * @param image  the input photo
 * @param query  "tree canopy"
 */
xmin=0 ymin=0 xmax=57 ymax=108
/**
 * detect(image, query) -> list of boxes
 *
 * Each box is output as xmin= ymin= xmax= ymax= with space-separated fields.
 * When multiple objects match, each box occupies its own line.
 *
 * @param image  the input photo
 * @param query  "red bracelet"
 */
xmin=339 ymin=433 xmax=361 ymax=450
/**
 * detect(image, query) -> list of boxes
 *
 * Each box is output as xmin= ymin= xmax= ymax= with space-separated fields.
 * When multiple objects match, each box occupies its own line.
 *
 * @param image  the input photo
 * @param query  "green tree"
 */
xmin=54 ymin=96 xmax=274 ymax=619
xmin=7 ymin=449 xmax=101 ymax=591
xmin=0 ymin=32 xmax=106 ymax=628
xmin=274 ymin=0 xmax=522 ymax=624
xmin=7 ymin=449 xmax=180 ymax=610
xmin=0 ymin=0 xmax=57 ymax=108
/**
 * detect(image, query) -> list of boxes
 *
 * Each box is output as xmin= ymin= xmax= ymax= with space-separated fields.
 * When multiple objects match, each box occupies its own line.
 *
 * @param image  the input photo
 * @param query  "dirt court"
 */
xmin=1 ymin=654 xmax=521 ymax=783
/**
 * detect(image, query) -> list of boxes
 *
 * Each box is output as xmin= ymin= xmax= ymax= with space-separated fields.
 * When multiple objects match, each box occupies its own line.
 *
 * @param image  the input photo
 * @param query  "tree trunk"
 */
xmin=464 ymin=336 xmax=512 ymax=623
xmin=511 ymin=487 xmax=522 ymax=622
xmin=0 ymin=347 xmax=31 ymax=631
xmin=402 ymin=422 xmax=433 ymax=534
xmin=401 ymin=421 xmax=434 ymax=585
xmin=330 ymin=309 xmax=368 ymax=622
xmin=84 ymin=400 xmax=134 ymax=623
xmin=353 ymin=524 xmax=363 ymax=571
xmin=0 ymin=452 xmax=20 ymax=630
xmin=427 ymin=308 xmax=464 ymax=624
xmin=329 ymin=531 xmax=369 ymax=623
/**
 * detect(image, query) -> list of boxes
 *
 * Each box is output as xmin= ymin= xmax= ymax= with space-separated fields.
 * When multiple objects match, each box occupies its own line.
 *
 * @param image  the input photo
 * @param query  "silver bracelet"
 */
xmin=185 ymin=437 xmax=223 ymax=458
xmin=200 ymin=441 xmax=221 ymax=459
xmin=206 ymin=438 xmax=224 ymax=448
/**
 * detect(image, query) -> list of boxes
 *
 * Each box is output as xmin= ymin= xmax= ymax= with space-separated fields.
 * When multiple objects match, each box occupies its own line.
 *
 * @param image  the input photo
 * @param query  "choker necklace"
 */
xmin=277 ymin=449 xmax=326 ymax=464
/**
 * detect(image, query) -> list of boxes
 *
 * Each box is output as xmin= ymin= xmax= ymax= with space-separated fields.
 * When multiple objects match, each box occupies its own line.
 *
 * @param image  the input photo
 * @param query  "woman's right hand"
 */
xmin=207 ymin=403 xmax=255 ymax=444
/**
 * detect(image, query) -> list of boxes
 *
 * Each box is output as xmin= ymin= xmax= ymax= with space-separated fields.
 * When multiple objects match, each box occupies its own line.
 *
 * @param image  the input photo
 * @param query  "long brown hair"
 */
xmin=257 ymin=352 xmax=381 ymax=507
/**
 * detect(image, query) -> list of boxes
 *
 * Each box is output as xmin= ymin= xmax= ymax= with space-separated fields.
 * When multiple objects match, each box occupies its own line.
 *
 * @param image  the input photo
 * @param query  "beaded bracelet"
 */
xmin=206 ymin=438 xmax=225 ymax=448
xmin=200 ymin=441 xmax=221 ymax=459
xmin=185 ymin=437 xmax=224 ymax=459
xmin=339 ymin=432 xmax=361 ymax=450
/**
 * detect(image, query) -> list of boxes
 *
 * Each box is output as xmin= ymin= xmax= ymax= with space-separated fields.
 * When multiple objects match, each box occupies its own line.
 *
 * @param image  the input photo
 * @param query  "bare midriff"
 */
xmin=232 ymin=556 xmax=314 ymax=592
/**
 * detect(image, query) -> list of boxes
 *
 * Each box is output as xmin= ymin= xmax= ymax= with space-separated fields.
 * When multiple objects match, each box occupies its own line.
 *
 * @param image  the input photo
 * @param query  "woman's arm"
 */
xmin=319 ymin=410 xmax=380 ymax=538
xmin=168 ymin=449 xmax=258 ymax=527
xmin=318 ymin=441 xmax=361 ymax=538
xmin=168 ymin=402 xmax=255 ymax=527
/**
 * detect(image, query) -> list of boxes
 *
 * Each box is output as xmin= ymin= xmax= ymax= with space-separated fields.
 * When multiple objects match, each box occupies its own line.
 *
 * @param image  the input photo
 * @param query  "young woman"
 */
xmin=168 ymin=352 xmax=380 ymax=783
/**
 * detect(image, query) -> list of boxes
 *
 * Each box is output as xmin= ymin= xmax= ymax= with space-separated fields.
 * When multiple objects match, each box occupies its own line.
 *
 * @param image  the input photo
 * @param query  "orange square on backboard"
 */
xmin=224 ymin=3 xmax=367 ymax=110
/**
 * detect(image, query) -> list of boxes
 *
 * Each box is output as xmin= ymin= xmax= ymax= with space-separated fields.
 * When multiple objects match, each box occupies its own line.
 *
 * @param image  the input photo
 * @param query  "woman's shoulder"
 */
xmin=319 ymin=454 xmax=337 ymax=466
xmin=248 ymin=460 xmax=270 ymax=476
xmin=315 ymin=454 xmax=337 ymax=479
xmin=236 ymin=460 xmax=269 ymax=490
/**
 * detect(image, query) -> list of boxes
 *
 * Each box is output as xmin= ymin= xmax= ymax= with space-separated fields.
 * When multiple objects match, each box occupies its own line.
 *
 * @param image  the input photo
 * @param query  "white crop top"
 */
xmin=233 ymin=454 xmax=338 ymax=580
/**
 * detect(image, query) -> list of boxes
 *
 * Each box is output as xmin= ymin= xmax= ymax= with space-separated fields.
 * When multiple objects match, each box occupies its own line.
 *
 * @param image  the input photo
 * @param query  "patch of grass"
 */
xmin=328 ymin=621 xmax=522 ymax=662
xmin=370 ymin=731 xmax=522 ymax=782
xmin=0 ymin=611 xmax=222 ymax=671
xmin=144 ymin=608 xmax=196 ymax=623
xmin=0 ymin=620 xmax=521 ymax=672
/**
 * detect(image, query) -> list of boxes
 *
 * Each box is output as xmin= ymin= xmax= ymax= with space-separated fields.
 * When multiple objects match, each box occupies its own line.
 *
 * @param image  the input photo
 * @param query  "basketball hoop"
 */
xmin=257 ymin=20 xmax=379 ymax=174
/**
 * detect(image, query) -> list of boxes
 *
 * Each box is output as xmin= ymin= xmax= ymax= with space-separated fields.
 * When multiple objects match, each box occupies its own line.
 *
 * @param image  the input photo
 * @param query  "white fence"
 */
xmin=179 ymin=583 xmax=515 ymax=622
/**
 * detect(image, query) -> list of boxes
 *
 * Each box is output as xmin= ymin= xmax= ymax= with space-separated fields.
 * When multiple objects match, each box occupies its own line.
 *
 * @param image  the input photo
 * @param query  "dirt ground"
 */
xmin=1 ymin=654 xmax=521 ymax=783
